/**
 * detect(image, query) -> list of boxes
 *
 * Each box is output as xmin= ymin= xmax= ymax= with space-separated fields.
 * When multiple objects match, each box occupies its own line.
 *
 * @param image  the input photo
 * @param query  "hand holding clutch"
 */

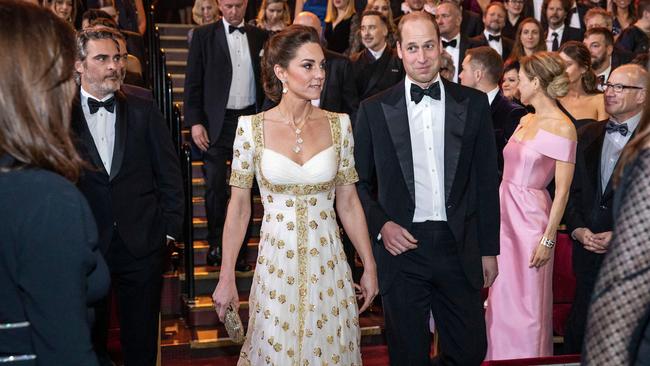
xmin=224 ymin=304 xmax=245 ymax=344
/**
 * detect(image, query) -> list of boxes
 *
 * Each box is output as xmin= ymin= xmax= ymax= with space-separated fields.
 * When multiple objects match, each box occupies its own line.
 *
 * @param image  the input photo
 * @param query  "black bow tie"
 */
xmin=606 ymin=121 xmax=629 ymax=136
xmin=442 ymin=39 xmax=457 ymax=48
xmin=87 ymin=96 xmax=115 ymax=114
xmin=488 ymin=34 xmax=501 ymax=42
xmin=410 ymin=81 xmax=441 ymax=104
xmin=229 ymin=25 xmax=245 ymax=34
xmin=597 ymin=74 xmax=606 ymax=86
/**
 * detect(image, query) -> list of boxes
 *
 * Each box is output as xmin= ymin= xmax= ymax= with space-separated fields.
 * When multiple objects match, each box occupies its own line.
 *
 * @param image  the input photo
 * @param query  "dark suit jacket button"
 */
xmin=113 ymin=222 xmax=117 ymax=227
xmin=600 ymin=205 xmax=607 ymax=210
xmin=447 ymin=204 xmax=454 ymax=209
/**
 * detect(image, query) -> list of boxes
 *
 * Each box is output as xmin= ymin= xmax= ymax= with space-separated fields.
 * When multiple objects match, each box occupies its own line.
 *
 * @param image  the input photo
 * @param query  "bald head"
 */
xmin=616 ymin=64 xmax=649 ymax=88
xmin=605 ymin=64 xmax=648 ymax=121
xmin=294 ymin=11 xmax=322 ymax=36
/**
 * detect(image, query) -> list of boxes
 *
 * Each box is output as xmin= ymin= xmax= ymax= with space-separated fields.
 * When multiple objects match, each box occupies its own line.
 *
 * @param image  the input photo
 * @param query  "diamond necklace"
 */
xmin=283 ymin=105 xmax=313 ymax=154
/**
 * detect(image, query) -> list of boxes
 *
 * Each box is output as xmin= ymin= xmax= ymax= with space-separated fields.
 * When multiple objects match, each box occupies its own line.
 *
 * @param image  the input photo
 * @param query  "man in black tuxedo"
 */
xmin=184 ymin=0 xmax=268 ymax=269
xmin=565 ymin=0 xmax=592 ymax=33
xmin=563 ymin=64 xmax=648 ymax=354
xmin=583 ymin=27 xmax=633 ymax=91
xmin=354 ymin=12 xmax=500 ymax=365
xmin=72 ymin=29 xmax=184 ymax=366
xmin=351 ymin=10 xmax=404 ymax=100
xmin=543 ymin=0 xmax=583 ymax=51
xmin=459 ymin=46 xmax=527 ymax=176
xmin=436 ymin=1 xmax=472 ymax=83
xmin=469 ymin=2 xmax=514 ymax=60
xmin=291 ymin=11 xmax=360 ymax=116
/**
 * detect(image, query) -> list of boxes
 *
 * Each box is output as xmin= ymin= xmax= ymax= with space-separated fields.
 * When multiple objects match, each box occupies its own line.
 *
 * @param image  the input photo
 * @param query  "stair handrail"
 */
xmin=172 ymin=103 xmax=183 ymax=156
xmin=182 ymin=143 xmax=196 ymax=304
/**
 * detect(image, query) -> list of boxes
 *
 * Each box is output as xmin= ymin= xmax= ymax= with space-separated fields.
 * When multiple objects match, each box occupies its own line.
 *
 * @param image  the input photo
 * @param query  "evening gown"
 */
xmin=230 ymin=112 xmax=362 ymax=366
xmin=485 ymin=129 xmax=576 ymax=360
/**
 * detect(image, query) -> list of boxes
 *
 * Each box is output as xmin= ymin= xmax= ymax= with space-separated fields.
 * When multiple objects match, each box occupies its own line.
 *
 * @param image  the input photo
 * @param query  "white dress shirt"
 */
xmin=484 ymin=30 xmax=503 ymax=56
xmin=486 ymin=86 xmax=499 ymax=105
xmin=601 ymin=112 xmax=641 ymax=190
xmin=81 ymin=87 xmax=116 ymax=174
xmin=546 ymin=25 xmax=564 ymax=50
xmin=405 ymin=75 xmax=447 ymax=222
xmin=223 ymin=18 xmax=256 ymax=109
xmin=368 ymin=43 xmax=387 ymax=60
xmin=596 ymin=63 xmax=612 ymax=92
xmin=568 ymin=5 xmax=581 ymax=29
xmin=442 ymin=33 xmax=461 ymax=83
xmin=533 ymin=0 xmax=543 ymax=21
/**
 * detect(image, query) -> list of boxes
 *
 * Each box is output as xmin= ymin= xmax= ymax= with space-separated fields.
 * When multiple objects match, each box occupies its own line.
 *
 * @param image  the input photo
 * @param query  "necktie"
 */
xmin=488 ymin=34 xmax=501 ymax=42
xmin=605 ymin=121 xmax=629 ymax=136
xmin=229 ymin=25 xmax=245 ymax=34
xmin=87 ymin=96 xmax=116 ymax=114
xmin=551 ymin=32 xmax=559 ymax=51
xmin=442 ymin=39 xmax=457 ymax=48
xmin=410 ymin=81 xmax=441 ymax=104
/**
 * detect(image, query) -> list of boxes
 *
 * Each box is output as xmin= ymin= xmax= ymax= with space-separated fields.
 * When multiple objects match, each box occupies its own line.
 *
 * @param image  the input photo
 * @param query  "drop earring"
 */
xmin=281 ymin=81 xmax=288 ymax=94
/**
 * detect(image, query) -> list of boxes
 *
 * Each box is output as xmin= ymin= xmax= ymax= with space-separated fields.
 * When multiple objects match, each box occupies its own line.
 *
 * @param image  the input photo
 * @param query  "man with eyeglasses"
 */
xmin=564 ymin=64 xmax=648 ymax=354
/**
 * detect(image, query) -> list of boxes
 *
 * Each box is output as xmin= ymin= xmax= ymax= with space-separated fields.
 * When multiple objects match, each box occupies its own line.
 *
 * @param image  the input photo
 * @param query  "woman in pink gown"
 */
xmin=485 ymin=52 xmax=577 ymax=360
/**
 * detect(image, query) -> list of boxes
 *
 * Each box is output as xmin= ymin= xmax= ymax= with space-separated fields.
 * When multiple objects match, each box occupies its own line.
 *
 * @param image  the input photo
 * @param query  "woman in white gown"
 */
xmin=212 ymin=25 xmax=379 ymax=366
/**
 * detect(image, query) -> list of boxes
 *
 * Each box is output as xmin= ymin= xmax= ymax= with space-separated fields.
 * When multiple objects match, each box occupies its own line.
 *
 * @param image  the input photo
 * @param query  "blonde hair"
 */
xmin=325 ymin=0 xmax=355 ymax=23
xmin=520 ymin=51 xmax=569 ymax=99
xmin=192 ymin=0 xmax=219 ymax=25
xmin=256 ymin=0 xmax=291 ymax=28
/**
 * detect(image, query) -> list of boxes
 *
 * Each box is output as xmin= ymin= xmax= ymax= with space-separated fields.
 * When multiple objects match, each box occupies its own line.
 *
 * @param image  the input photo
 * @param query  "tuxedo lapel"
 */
xmin=381 ymin=81 xmax=415 ymax=204
xmin=584 ymin=127 xmax=605 ymax=196
xmin=602 ymin=128 xmax=639 ymax=200
xmin=364 ymin=48 xmax=391 ymax=97
xmin=71 ymin=94 xmax=108 ymax=176
xmin=214 ymin=22 xmax=232 ymax=69
xmin=110 ymin=91 xmax=128 ymax=181
xmin=442 ymin=80 xmax=468 ymax=200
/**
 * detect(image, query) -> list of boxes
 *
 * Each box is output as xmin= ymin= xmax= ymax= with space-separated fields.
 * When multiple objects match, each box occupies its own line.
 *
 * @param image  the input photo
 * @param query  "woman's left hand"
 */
xmin=355 ymin=267 xmax=379 ymax=313
xmin=529 ymin=242 xmax=553 ymax=268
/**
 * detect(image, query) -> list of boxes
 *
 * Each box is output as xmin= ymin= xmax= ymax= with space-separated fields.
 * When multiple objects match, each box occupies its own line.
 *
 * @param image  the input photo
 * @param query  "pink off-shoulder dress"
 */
xmin=485 ymin=129 xmax=576 ymax=361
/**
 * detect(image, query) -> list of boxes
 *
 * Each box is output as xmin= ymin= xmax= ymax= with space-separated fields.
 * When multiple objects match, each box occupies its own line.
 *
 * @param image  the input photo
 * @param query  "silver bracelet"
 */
xmin=540 ymin=236 xmax=556 ymax=249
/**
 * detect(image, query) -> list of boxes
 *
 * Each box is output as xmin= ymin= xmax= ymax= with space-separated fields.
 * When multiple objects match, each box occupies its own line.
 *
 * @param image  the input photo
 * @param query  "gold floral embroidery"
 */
xmin=320 ymin=211 xmax=328 ymax=220
xmin=335 ymin=168 xmax=359 ymax=186
xmin=320 ymin=237 xmax=328 ymax=246
xmin=276 ymin=213 xmax=284 ymax=222
xmin=320 ymin=266 xmax=326 ymax=275
xmin=286 ymin=199 xmax=294 ymax=207
xmin=237 ymin=126 xmax=244 ymax=136
xmin=296 ymin=198 xmax=308 ymax=363
xmin=287 ymin=348 xmax=295 ymax=357
xmin=287 ymin=222 xmax=295 ymax=231
xmin=266 ymin=195 xmax=274 ymax=203
xmin=309 ymin=220 xmax=318 ymax=229
xmin=287 ymin=250 xmax=295 ymax=259
xmin=265 ymin=213 xmax=271 ymax=222
xmin=314 ymin=347 xmax=322 ymax=357
xmin=309 ymin=197 xmax=318 ymax=206
xmin=277 ymin=240 xmax=285 ymax=249
xmin=278 ymin=294 xmax=286 ymax=304
xmin=332 ymin=354 xmax=340 ymax=364
xmin=269 ymin=290 xmax=276 ymax=299
xmin=241 ymin=161 xmax=249 ymax=170
xmin=327 ymin=335 xmax=334 ymax=344
xmin=229 ymin=170 xmax=253 ymax=188
xmin=234 ymin=149 xmax=240 ymax=158
xmin=282 ymin=321 xmax=289 ymax=331
xmin=310 ymin=248 xmax=319 ymax=256
xmin=243 ymin=141 xmax=251 ymax=150
xmin=273 ymin=343 xmax=283 ymax=352
xmin=287 ymin=276 xmax=295 ymax=285
xmin=277 ymin=269 xmax=284 ymax=278
xmin=268 ymin=265 xmax=276 ymax=274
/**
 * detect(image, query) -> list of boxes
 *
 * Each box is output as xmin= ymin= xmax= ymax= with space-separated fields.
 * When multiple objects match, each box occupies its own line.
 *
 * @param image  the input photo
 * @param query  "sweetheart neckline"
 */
xmin=263 ymin=146 xmax=335 ymax=168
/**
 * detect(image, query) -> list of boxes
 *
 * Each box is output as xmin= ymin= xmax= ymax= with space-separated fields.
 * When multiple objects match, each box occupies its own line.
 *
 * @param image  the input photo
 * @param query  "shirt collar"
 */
xmin=484 ymin=30 xmax=501 ymax=40
xmin=442 ymin=33 xmax=461 ymax=46
xmin=486 ymin=87 xmax=500 ymax=105
xmin=368 ymin=43 xmax=387 ymax=59
xmin=612 ymin=112 xmax=642 ymax=132
xmin=599 ymin=63 xmax=612 ymax=80
xmin=404 ymin=74 xmax=444 ymax=105
xmin=549 ymin=24 xmax=564 ymax=37
xmin=80 ymin=86 xmax=114 ymax=103
xmin=223 ymin=18 xmax=245 ymax=30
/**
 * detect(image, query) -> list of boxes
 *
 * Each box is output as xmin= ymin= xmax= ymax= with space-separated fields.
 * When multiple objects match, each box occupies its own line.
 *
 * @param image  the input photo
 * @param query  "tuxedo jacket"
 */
xmin=469 ymin=33 xmax=514 ymax=60
xmin=350 ymin=46 xmax=404 ymax=101
xmin=490 ymin=91 xmax=527 ymax=175
xmin=450 ymin=34 xmax=473 ymax=78
xmin=72 ymin=90 xmax=184 ymax=258
xmin=263 ymin=49 xmax=359 ymax=117
xmin=565 ymin=121 xmax=623 ymax=235
xmin=461 ymin=9 xmax=485 ymax=39
xmin=612 ymin=46 xmax=634 ymax=69
xmin=354 ymin=79 xmax=500 ymax=292
xmin=565 ymin=2 xmax=592 ymax=33
xmin=560 ymin=26 xmax=584 ymax=46
xmin=183 ymin=21 xmax=268 ymax=142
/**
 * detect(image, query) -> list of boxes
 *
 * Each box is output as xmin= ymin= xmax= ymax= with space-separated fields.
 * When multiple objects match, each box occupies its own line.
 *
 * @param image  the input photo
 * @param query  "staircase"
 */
xmin=152 ymin=22 xmax=387 ymax=361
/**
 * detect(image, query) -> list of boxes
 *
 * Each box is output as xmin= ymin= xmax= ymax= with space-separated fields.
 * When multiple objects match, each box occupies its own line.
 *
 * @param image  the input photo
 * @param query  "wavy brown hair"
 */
xmin=0 ymin=0 xmax=84 ymax=182
xmin=508 ymin=17 xmax=546 ymax=62
xmin=558 ymin=41 xmax=599 ymax=94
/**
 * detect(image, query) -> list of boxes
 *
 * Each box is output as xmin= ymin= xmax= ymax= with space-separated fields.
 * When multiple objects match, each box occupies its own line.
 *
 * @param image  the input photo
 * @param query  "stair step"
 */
xmin=156 ymin=23 xmax=195 ymax=37
xmin=181 ymin=239 xmax=260 ymax=266
xmin=160 ymin=35 xmax=189 ymax=49
xmin=166 ymin=60 xmax=187 ymax=74
xmin=171 ymin=73 xmax=185 ymax=89
xmin=179 ymin=265 xmax=255 ymax=295
xmin=163 ymin=48 xmax=188 ymax=62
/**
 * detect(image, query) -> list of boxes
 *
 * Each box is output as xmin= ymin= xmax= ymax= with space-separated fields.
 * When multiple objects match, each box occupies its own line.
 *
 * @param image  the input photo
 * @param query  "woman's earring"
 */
xmin=282 ymin=81 xmax=288 ymax=94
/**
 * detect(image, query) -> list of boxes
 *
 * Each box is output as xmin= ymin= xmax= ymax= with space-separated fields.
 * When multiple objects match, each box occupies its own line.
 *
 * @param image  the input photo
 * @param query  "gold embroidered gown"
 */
xmin=230 ymin=112 xmax=362 ymax=366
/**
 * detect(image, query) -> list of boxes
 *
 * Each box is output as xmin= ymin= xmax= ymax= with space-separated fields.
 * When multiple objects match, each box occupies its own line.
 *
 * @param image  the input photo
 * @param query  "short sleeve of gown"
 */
xmin=528 ymin=129 xmax=577 ymax=163
xmin=334 ymin=113 xmax=360 ymax=186
xmin=229 ymin=115 xmax=255 ymax=188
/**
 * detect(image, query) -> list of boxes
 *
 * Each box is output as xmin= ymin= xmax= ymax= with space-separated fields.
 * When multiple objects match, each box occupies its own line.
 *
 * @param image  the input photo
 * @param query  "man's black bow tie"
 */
xmin=606 ymin=121 xmax=629 ymax=136
xmin=229 ymin=25 xmax=246 ymax=34
xmin=442 ymin=39 xmax=457 ymax=48
xmin=88 ymin=96 xmax=115 ymax=114
xmin=488 ymin=34 xmax=501 ymax=42
xmin=410 ymin=81 xmax=441 ymax=104
xmin=597 ymin=74 xmax=606 ymax=86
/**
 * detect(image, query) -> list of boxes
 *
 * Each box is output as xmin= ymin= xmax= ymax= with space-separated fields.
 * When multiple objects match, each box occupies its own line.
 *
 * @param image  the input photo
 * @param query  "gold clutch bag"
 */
xmin=224 ymin=305 xmax=245 ymax=344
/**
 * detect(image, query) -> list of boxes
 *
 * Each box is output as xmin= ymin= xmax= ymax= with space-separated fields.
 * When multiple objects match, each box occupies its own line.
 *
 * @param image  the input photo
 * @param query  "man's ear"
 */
xmin=74 ymin=60 xmax=84 ymax=75
xmin=396 ymin=41 xmax=403 ymax=59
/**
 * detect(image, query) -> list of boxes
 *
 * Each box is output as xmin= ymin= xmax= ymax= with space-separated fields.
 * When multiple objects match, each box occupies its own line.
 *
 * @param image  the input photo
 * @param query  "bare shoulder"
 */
xmin=545 ymin=116 xmax=577 ymax=141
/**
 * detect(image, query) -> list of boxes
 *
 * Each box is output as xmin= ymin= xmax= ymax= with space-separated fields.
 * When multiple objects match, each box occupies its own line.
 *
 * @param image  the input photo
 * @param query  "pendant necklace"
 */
xmin=287 ymin=106 xmax=313 ymax=154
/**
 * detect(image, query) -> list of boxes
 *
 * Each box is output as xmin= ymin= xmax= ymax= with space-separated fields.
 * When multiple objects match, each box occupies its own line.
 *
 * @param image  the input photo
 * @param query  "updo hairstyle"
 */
xmin=262 ymin=24 xmax=322 ymax=103
xmin=520 ymin=51 xmax=570 ymax=99
xmin=558 ymin=41 xmax=599 ymax=94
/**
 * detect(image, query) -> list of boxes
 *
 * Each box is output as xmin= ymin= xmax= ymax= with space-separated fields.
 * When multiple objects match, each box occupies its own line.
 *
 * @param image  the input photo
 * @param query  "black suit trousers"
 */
xmin=563 ymin=243 xmax=605 ymax=354
xmin=92 ymin=229 xmax=164 ymax=366
xmin=381 ymin=221 xmax=487 ymax=366
xmin=202 ymin=105 xmax=255 ymax=256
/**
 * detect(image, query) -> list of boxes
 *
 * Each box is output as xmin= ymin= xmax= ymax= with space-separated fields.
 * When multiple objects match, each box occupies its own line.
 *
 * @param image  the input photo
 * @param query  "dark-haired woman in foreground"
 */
xmin=0 ymin=1 xmax=109 ymax=364
xmin=212 ymin=25 xmax=378 ymax=365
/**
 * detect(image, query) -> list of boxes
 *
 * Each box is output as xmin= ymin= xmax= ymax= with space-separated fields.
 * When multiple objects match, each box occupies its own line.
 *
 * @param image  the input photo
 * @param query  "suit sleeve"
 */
xmin=148 ymin=103 xmax=185 ymax=240
xmin=183 ymin=27 xmax=206 ymax=128
xmin=17 ymin=186 xmax=102 ymax=366
xmin=354 ymin=102 xmax=389 ymax=239
xmin=564 ymin=137 xmax=587 ymax=233
xmin=341 ymin=58 xmax=360 ymax=121
xmin=475 ymin=96 xmax=501 ymax=256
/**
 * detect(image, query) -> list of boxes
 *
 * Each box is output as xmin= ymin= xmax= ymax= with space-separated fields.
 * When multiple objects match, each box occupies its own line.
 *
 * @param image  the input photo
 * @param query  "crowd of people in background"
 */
xmin=3 ymin=0 xmax=650 ymax=364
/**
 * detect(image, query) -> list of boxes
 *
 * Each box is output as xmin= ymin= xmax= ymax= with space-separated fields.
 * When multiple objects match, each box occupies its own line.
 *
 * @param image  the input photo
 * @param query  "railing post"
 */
xmin=182 ymin=143 xmax=196 ymax=304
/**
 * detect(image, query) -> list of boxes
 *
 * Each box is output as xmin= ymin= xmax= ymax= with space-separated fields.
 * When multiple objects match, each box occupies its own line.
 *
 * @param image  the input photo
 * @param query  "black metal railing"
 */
xmin=182 ymin=143 xmax=196 ymax=303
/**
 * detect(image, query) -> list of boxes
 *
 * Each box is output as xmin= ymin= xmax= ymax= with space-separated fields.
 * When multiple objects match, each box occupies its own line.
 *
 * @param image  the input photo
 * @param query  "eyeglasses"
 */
xmin=602 ymin=82 xmax=645 ymax=93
